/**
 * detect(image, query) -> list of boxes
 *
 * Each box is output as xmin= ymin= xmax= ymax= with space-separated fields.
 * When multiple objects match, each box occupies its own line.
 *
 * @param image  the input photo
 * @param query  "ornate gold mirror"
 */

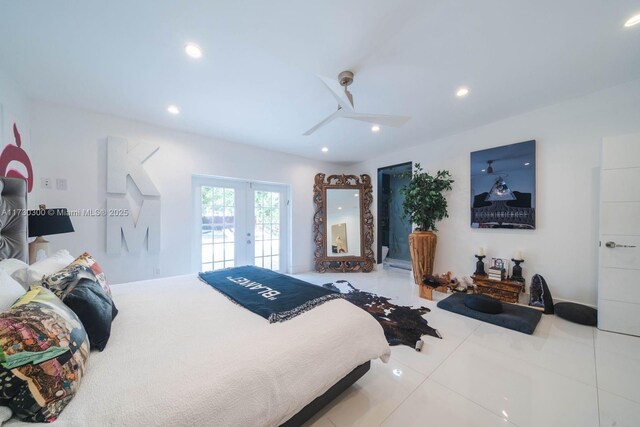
xmin=313 ymin=173 xmax=375 ymax=272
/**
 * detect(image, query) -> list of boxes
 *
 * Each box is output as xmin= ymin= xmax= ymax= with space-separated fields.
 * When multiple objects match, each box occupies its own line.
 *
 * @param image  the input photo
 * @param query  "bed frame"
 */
xmin=280 ymin=361 xmax=370 ymax=426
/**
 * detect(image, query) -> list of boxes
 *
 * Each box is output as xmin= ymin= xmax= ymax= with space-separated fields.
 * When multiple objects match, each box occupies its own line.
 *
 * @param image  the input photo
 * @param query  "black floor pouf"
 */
xmin=554 ymin=302 xmax=597 ymax=326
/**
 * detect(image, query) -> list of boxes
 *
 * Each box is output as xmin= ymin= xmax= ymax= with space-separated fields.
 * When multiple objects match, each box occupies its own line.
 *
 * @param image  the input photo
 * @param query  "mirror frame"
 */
xmin=313 ymin=173 xmax=375 ymax=272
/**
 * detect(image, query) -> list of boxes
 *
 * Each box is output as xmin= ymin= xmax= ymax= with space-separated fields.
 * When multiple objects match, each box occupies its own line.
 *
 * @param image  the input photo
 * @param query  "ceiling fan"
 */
xmin=303 ymin=70 xmax=411 ymax=136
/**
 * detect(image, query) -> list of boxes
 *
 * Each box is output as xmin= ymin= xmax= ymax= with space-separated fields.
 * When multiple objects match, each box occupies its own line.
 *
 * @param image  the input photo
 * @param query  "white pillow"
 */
xmin=0 ymin=269 xmax=26 ymax=311
xmin=11 ymin=249 xmax=75 ymax=289
xmin=0 ymin=258 xmax=30 ymax=276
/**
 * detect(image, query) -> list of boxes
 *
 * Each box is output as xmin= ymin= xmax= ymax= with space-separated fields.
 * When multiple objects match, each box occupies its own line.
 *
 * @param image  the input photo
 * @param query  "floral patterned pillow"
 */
xmin=0 ymin=286 xmax=90 ymax=422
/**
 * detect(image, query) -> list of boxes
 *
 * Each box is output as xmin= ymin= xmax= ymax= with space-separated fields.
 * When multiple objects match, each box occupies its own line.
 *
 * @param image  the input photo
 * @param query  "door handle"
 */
xmin=605 ymin=241 xmax=637 ymax=249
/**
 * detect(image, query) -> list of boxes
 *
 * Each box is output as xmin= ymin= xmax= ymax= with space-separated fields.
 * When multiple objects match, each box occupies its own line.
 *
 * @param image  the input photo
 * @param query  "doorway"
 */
xmin=598 ymin=133 xmax=640 ymax=336
xmin=377 ymin=162 xmax=413 ymax=269
xmin=193 ymin=176 xmax=290 ymax=273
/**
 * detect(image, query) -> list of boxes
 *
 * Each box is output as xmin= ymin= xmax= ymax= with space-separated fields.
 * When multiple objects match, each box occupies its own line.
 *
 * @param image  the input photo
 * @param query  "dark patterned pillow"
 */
xmin=41 ymin=265 xmax=117 ymax=351
xmin=0 ymin=286 xmax=90 ymax=422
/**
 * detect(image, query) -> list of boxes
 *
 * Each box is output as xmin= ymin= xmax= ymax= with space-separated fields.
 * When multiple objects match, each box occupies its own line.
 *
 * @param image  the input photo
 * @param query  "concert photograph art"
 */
xmin=470 ymin=140 xmax=536 ymax=229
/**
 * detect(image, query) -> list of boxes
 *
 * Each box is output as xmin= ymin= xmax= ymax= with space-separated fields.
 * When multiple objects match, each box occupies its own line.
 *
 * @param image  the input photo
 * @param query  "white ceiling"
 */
xmin=0 ymin=1 xmax=638 ymax=163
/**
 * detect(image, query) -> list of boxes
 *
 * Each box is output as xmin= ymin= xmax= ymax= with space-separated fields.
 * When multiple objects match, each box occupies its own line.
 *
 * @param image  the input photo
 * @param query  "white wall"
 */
xmin=0 ymin=70 xmax=30 ymax=143
xmin=356 ymin=79 xmax=640 ymax=305
xmin=28 ymin=101 xmax=340 ymax=284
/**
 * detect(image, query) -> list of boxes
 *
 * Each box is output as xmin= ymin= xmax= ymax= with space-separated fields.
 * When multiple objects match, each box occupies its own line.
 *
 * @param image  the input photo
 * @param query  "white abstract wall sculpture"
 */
xmin=106 ymin=137 xmax=160 ymax=254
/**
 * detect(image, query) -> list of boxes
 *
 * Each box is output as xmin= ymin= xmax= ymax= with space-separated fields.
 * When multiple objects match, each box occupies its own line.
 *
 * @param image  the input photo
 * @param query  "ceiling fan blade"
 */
xmin=317 ymin=75 xmax=354 ymax=112
xmin=303 ymin=109 xmax=344 ymax=136
xmin=343 ymin=113 xmax=411 ymax=127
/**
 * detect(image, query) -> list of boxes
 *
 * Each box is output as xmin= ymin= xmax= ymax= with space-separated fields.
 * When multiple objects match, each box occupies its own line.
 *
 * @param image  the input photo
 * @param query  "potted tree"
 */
xmin=400 ymin=163 xmax=454 ymax=284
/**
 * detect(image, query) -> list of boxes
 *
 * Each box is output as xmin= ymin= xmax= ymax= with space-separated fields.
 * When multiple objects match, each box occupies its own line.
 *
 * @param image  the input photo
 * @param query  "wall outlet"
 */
xmin=41 ymin=177 xmax=52 ymax=189
xmin=56 ymin=178 xmax=68 ymax=191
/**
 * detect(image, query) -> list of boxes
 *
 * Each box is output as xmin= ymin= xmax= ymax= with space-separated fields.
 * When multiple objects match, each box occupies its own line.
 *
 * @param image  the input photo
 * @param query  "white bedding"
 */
xmin=6 ymin=274 xmax=390 ymax=426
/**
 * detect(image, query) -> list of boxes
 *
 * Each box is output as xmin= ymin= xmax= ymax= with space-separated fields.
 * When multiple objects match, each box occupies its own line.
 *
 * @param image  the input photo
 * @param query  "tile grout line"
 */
xmin=376 ymin=321 xmax=482 ymax=426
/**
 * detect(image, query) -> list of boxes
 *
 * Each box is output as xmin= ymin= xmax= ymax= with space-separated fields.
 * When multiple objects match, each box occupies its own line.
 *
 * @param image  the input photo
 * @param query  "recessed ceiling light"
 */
xmin=456 ymin=87 xmax=470 ymax=97
xmin=524 ymin=162 xmax=530 ymax=166
xmin=338 ymin=206 xmax=342 ymax=210
xmin=481 ymin=169 xmax=486 ymax=172
xmin=624 ymin=14 xmax=640 ymax=27
xmin=167 ymin=105 xmax=180 ymax=115
xmin=371 ymin=125 xmax=381 ymax=133
xmin=321 ymin=147 xmax=329 ymax=153
xmin=184 ymin=43 xmax=203 ymax=59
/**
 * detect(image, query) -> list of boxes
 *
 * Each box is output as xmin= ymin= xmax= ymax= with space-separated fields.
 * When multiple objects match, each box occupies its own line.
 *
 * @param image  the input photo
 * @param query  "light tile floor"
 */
xmin=293 ymin=268 xmax=640 ymax=427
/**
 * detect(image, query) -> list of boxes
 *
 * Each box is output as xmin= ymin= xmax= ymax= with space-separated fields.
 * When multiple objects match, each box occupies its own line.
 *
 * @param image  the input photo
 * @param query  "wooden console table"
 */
xmin=471 ymin=275 xmax=525 ymax=303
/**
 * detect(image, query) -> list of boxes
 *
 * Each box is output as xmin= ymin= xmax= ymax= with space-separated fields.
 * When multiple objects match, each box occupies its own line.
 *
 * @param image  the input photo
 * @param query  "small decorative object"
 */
xmin=453 ymin=284 xmax=468 ymax=293
xmin=401 ymin=163 xmax=454 ymax=284
xmin=462 ymin=276 xmax=474 ymax=292
xmin=490 ymin=257 xmax=510 ymax=276
xmin=529 ymin=274 xmax=554 ymax=314
xmin=422 ymin=272 xmax=462 ymax=296
xmin=470 ymin=140 xmax=536 ymax=229
xmin=422 ymin=274 xmax=442 ymax=288
xmin=474 ymin=255 xmax=486 ymax=276
xmin=415 ymin=339 xmax=424 ymax=352
xmin=511 ymin=259 xmax=524 ymax=282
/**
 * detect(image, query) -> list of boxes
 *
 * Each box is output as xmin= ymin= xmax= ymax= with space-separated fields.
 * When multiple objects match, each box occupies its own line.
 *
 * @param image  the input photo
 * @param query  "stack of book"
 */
xmin=488 ymin=267 xmax=504 ymax=281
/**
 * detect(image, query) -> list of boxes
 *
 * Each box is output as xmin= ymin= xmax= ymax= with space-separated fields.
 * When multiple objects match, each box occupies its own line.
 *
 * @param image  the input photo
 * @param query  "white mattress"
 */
xmin=7 ymin=274 xmax=390 ymax=426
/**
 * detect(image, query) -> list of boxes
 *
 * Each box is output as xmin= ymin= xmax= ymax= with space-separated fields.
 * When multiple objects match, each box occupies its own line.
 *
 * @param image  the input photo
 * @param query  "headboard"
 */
xmin=0 ymin=177 xmax=28 ymax=262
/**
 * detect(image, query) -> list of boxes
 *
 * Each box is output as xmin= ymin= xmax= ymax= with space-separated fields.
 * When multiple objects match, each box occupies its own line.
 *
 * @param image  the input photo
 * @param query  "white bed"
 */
xmin=6 ymin=274 xmax=390 ymax=426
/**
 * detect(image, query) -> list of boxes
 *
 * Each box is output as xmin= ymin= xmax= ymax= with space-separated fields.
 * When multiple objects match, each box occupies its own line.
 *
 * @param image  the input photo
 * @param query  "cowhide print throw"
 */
xmin=323 ymin=280 xmax=441 ymax=347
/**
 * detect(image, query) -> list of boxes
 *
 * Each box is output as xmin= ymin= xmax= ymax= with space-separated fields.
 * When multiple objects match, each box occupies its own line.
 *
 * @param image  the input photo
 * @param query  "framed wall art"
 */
xmin=470 ymin=140 xmax=536 ymax=229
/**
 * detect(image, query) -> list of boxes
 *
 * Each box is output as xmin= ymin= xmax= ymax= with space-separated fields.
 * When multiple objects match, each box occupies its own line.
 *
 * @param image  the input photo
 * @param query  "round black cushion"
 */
xmin=464 ymin=294 xmax=503 ymax=314
xmin=554 ymin=302 xmax=597 ymax=326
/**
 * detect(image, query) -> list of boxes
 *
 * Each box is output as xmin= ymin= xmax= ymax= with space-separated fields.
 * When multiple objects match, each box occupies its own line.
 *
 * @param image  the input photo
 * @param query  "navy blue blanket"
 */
xmin=198 ymin=266 xmax=342 ymax=323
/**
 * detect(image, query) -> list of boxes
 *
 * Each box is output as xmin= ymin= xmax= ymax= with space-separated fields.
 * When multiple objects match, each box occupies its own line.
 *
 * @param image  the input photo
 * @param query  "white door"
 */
xmin=598 ymin=133 xmax=640 ymax=336
xmin=193 ymin=177 xmax=289 ymax=273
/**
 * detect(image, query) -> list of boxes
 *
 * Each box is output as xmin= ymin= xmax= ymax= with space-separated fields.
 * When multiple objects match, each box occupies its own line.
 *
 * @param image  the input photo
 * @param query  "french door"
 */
xmin=193 ymin=177 xmax=289 ymax=273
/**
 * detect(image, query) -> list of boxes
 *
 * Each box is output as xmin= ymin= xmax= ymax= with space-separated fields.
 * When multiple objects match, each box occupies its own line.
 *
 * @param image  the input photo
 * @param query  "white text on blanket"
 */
xmin=226 ymin=276 xmax=281 ymax=300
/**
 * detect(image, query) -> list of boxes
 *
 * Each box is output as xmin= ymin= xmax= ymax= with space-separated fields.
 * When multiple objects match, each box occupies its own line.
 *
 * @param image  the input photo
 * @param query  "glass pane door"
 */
xmin=254 ymin=189 xmax=282 ymax=271
xmin=200 ymin=185 xmax=237 ymax=271
xmin=194 ymin=177 xmax=288 ymax=273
